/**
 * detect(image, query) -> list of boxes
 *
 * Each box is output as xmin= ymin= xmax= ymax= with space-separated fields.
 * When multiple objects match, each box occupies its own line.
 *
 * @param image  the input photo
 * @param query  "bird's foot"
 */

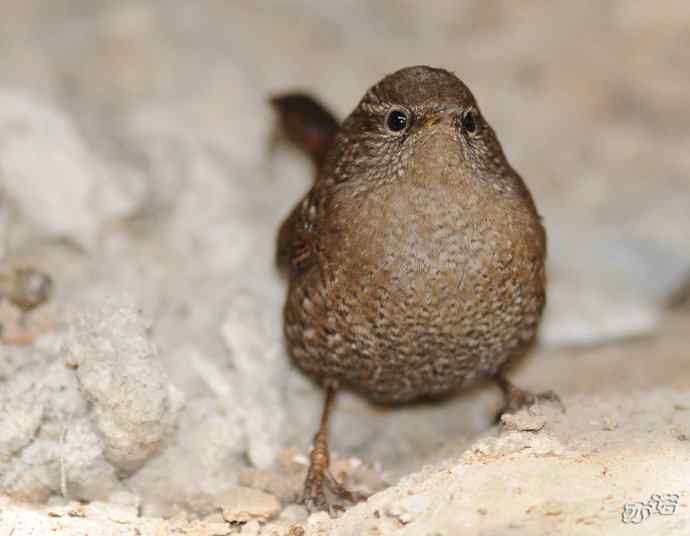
xmin=503 ymin=387 xmax=564 ymax=415
xmin=303 ymin=467 xmax=366 ymax=516
xmin=494 ymin=377 xmax=564 ymax=423
xmin=324 ymin=469 xmax=368 ymax=505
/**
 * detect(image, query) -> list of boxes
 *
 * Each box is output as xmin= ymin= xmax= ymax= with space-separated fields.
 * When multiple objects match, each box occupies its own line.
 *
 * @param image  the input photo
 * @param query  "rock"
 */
xmin=0 ymin=354 xmax=119 ymax=501
xmin=106 ymin=491 xmax=142 ymax=510
xmin=241 ymin=520 xmax=262 ymax=535
xmin=125 ymin=391 xmax=248 ymax=511
xmin=205 ymin=522 xmax=234 ymax=536
xmin=305 ymin=511 xmax=332 ymax=530
xmin=68 ymin=295 xmax=184 ymax=473
xmin=278 ymin=504 xmax=308 ymax=523
xmin=0 ymin=93 xmax=140 ymax=248
xmin=84 ymin=500 xmax=140 ymax=523
xmin=0 ymin=189 xmax=9 ymax=260
xmin=59 ymin=418 xmax=119 ymax=499
xmin=217 ymin=487 xmax=281 ymax=524
xmin=500 ymin=412 xmax=547 ymax=432
xmin=202 ymin=513 xmax=227 ymax=524
xmin=239 ymin=468 xmax=302 ymax=503
xmin=0 ymin=294 xmax=187 ymax=502
xmin=304 ymin=389 xmax=690 ymax=535
xmin=220 ymin=293 xmax=287 ymax=469
xmin=0 ymin=396 xmax=43 ymax=461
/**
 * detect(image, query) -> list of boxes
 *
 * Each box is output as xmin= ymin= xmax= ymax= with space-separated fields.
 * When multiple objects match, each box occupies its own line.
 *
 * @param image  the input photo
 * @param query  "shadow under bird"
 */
xmin=272 ymin=65 xmax=561 ymax=514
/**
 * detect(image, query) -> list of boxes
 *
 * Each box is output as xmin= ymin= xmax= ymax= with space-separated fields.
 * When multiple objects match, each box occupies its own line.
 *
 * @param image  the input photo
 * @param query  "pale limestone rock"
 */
xmin=218 ymin=487 xmax=281 ymax=524
xmin=68 ymin=295 xmax=184 ymax=473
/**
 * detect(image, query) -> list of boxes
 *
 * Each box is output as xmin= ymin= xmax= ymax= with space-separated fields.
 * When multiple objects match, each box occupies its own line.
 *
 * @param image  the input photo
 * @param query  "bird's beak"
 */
xmin=423 ymin=114 xmax=443 ymax=129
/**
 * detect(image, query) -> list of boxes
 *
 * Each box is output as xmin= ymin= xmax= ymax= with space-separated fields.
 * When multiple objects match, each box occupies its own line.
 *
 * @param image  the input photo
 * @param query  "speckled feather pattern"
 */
xmin=279 ymin=66 xmax=546 ymax=403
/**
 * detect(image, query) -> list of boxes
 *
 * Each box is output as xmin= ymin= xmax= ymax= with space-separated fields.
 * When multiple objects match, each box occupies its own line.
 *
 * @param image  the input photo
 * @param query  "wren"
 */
xmin=273 ymin=66 xmax=560 ymax=514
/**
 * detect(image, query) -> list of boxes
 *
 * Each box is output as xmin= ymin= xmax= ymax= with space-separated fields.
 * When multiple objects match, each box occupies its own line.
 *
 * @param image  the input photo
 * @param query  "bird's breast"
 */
xmin=325 ymin=178 xmax=545 ymax=326
xmin=333 ymin=182 xmax=486 ymax=285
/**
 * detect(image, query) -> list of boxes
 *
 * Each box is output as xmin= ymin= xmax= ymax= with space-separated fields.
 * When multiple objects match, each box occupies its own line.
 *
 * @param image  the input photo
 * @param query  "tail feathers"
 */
xmin=270 ymin=93 xmax=339 ymax=169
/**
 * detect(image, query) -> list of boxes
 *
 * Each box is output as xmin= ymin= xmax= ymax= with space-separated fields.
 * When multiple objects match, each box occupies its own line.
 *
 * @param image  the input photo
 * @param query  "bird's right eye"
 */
xmin=385 ymin=108 xmax=410 ymax=133
xmin=461 ymin=110 xmax=477 ymax=134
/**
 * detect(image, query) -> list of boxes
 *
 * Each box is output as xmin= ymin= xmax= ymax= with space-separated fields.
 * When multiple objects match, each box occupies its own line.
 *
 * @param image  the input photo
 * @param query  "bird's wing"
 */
xmin=276 ymin=186 xmax=321 ymax=277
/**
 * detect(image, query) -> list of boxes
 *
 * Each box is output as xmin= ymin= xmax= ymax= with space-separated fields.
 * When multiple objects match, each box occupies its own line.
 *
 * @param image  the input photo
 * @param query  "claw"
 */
xmin=324 ymin=470 xmax=367 ymax=504
xmin=494 ymin=374 xmax=565 ymax=422
xmin=303 ymin=470 xmax=366 ymax=515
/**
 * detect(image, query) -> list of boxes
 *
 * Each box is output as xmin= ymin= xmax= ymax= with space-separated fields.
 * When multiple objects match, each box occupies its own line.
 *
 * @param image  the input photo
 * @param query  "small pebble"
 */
xmin=602 ymin=416 xmax=618 ymax=431
xmin=501 ymin=412 xmax=546 ymax=432
xmin=307 ymin=510 xmax=331 ymax=527
xmin=241 ymin=520 xmax=262 ymax=535
xmin=218 ymin=487 xmax=281 ymax=523
xmin=279 ymin=504 xmax=308 ymax=523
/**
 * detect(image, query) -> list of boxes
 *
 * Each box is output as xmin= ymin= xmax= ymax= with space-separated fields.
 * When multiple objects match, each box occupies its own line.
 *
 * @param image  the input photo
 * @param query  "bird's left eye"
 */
xmin=385 ymin=108 xmax=410 ymax=133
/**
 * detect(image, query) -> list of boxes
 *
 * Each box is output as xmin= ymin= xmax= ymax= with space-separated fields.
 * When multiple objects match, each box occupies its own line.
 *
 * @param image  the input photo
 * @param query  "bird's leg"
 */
xmin=303 ymin=382 xmax=364 ymax=515
xmin=494 ymin=372 xmax=564 ymax=419
xmin=302 ymin=384 xmax=334 ymax=514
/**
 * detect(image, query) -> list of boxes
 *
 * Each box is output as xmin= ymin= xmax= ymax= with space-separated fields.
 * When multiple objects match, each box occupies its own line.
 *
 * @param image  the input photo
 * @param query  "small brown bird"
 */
xmin=273 ymin=66 xmax=559 ymax=513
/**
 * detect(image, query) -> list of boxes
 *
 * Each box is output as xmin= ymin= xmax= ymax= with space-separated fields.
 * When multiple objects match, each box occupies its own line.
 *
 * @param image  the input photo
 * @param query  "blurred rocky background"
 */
xmin=0 ymin=2 xmax=689 ymax=535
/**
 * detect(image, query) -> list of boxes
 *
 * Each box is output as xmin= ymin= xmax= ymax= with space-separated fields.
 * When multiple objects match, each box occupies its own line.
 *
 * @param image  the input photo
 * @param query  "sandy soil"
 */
xmin=0 ymin=2 xmax=689 ymax=535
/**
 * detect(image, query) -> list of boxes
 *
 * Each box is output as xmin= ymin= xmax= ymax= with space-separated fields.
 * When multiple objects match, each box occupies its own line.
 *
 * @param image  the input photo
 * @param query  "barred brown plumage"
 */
xmin=272 ymin=65 xmax=561 ymax=514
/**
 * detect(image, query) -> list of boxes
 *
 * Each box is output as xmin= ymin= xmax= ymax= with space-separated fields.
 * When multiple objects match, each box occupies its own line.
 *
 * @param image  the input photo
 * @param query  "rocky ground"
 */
xmin=0 ymin=2 xmax=689 ymax=535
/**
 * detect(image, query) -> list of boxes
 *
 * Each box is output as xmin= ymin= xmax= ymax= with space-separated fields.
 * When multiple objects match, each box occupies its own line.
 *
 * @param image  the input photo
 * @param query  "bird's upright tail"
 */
xmin=270 ymin=93 xmax=339 ymax=172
